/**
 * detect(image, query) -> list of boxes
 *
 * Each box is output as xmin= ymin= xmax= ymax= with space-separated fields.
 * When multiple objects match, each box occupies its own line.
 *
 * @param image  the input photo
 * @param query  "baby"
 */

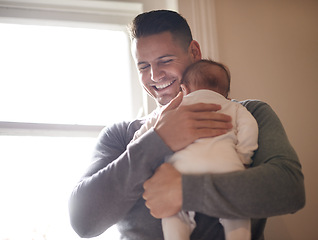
xmin=133 ymin=59 xmax=258 ymax=240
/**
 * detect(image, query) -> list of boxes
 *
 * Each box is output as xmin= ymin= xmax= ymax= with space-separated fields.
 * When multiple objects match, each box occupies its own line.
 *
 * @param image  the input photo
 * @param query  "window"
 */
xmin=0 ymin=0 xmax=142 ymax=239
xmin=0 ymin=22 xmax=133 ymax=125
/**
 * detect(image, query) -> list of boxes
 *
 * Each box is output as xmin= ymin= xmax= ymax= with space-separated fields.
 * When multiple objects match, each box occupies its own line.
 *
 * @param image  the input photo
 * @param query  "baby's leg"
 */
xmin=162 ymin=211 xmax=195 ymax=240
xmin=219 ymin=218 xmax=251 ymax=240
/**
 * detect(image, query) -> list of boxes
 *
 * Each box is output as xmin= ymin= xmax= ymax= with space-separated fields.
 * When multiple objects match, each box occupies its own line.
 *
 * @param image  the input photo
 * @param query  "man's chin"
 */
xmin=157 ymin=94 xmax=176 ymax=106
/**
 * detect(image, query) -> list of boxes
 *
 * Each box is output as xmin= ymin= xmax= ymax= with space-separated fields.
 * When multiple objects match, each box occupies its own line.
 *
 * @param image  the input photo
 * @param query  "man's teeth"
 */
xmin=154 ymin=81 xmax=175 ymax=90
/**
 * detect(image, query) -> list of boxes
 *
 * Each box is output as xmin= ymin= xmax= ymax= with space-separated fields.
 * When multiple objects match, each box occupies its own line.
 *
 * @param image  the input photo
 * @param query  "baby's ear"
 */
xmin=180 ymin=84 xmax=189 ymax=95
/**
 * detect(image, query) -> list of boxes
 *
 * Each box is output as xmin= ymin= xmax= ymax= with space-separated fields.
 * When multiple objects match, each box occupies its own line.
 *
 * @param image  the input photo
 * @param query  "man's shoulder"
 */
xmin=100 ymin=111 xmax=158 ymax=142
xmin=232 ymin=99 xmax=270 ymax=113
xmin=98 ymin=119 xmax=143 ymax=142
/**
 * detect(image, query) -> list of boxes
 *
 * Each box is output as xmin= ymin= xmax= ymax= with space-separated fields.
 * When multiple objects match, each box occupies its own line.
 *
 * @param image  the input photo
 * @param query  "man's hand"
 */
xmin=154 ymin=92 xmax=233 ymax=152
xmin=143 ymin=163 xmax=182 ymax=219
xmin=144 ymin=92 xmax=232 ymax=218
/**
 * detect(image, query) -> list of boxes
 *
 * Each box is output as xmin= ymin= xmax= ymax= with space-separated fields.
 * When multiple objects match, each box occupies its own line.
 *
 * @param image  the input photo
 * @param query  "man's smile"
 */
xmin=150 ymin=79 xmax=177 ymax=91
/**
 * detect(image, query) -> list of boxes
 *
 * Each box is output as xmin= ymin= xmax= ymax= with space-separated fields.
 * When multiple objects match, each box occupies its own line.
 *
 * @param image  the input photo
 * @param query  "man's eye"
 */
xmin=162 ymin=59 xmax=173 ymax=64
xmin=139 ymin=65 xmax=150 ymax=71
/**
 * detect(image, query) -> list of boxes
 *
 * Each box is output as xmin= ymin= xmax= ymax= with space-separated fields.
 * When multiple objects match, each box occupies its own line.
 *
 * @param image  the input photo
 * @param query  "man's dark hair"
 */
xmin=128 ymin=10 xmax=193 ymax=51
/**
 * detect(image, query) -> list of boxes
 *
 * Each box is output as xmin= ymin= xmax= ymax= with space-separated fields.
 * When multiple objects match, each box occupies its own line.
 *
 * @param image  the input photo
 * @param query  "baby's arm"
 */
xmin=235 ymin=104 xmax=259 ymax=165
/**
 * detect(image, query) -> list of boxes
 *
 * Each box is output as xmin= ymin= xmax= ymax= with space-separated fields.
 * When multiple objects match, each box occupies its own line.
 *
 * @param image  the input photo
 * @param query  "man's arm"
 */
xmin=68 ymin=121 xmax=172 ymax=238
xmin=183 ymin=101 xmax=305 ymax=218
xmin=144 ymin=101 xmax=305 ymax=219
xmin=69 ymin=93 xmax=233 ymax=237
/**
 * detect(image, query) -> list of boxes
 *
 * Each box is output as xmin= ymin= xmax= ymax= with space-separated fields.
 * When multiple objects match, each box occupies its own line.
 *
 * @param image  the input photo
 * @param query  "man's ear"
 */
xmin=189 ymin=40 xmax=202 ymax=61
xmin=181 ymin=84 xmax=190 ymax=95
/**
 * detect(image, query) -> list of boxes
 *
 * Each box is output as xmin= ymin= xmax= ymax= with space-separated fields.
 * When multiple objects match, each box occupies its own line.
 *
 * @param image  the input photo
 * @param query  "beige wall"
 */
xmin=180 ymin=0 xmax=318 ymax=239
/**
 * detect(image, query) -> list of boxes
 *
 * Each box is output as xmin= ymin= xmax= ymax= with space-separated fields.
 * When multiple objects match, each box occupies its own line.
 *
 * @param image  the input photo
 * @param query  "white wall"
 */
xmin=180 ymin=0 xmax=318 ymax=239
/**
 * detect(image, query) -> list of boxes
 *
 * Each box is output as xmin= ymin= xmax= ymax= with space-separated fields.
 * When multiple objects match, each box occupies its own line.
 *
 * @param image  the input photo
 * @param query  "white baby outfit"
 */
xmin=133 ymin=90 xmax=259 ymax=240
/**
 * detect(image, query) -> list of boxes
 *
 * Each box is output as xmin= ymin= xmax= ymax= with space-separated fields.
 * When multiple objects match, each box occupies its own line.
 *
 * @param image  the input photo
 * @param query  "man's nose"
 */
xmin=150 ymin=65 xmax=165 ymax=82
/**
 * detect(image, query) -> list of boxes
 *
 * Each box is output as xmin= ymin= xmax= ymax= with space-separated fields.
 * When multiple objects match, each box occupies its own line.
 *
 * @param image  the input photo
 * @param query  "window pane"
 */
xmin=0 ymin=136 xmax=120 ymax=239
xmin=0 ymin=23 xmax=132 ymax=125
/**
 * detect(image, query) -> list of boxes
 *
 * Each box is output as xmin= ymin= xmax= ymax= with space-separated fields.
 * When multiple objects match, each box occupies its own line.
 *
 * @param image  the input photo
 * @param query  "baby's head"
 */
xmin=181 ymin=59 xmax=231 ymax=98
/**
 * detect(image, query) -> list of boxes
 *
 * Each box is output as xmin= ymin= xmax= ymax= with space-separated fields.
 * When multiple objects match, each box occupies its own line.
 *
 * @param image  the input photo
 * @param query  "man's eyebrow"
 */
xmin=137 ymin=61 xmax=148 ymax=66
xmin=138 ymin=55 xmax=176 ymax=66
xmin=158 ymin=54 xmax=175 ymax=59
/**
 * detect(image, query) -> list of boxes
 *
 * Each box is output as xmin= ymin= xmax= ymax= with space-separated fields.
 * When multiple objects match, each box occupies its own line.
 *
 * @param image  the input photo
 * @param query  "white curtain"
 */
xmin=178 ymin=0 xmax=219 ymax=60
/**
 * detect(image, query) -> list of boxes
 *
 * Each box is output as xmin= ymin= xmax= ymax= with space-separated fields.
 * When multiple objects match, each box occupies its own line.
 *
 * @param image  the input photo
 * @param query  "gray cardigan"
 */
xmin=69 ymin=100 xmax=305 ymax=240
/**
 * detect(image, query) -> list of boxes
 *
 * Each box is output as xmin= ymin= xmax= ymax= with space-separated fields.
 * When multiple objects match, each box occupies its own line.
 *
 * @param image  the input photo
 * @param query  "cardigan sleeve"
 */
xmin=182 ymin=100 xmax=305 ymax=219
xmin=68 ymin=120 xmax=173 ymax=238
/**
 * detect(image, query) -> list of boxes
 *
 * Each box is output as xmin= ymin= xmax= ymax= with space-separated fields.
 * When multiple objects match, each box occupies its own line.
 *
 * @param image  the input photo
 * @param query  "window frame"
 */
xmin=0 ymin=0 xmax=143 ymax=137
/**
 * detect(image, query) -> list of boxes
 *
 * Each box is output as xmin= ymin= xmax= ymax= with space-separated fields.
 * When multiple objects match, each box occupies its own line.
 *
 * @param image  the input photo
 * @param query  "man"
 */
xmin=69 ymin=10 xmax=305 ymax=240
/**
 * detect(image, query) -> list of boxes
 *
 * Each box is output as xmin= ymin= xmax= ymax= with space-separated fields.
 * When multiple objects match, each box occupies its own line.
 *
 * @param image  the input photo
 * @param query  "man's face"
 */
xmin=132 ymin=31 xmax=195 ymax=106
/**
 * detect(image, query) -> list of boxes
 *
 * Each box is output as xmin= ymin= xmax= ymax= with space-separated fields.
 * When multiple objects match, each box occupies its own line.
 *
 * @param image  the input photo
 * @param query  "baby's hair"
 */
xmin=181 ymin=59 xmax=231 ymax=97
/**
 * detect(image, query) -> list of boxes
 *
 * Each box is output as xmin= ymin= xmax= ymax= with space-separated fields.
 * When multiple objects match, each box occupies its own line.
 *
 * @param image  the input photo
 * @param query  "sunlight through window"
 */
xmin=0 ymin=23 xmax=132 ymax=125
xmin=0 ymin=22 xmax=132 ymax=239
